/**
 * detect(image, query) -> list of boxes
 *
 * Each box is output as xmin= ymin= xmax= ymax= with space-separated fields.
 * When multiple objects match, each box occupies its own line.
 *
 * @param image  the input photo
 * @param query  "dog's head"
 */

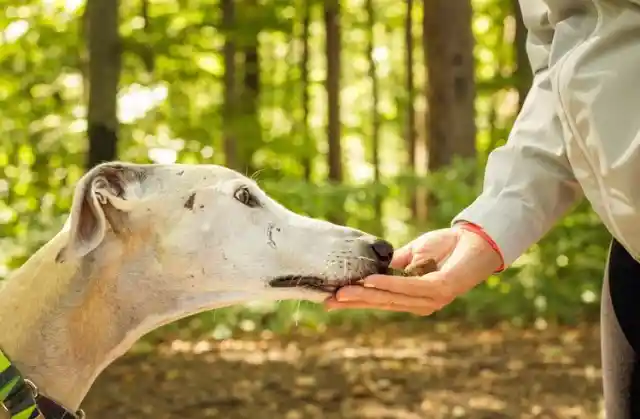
xmin=57 ymin=162 xmax=393 ymax=307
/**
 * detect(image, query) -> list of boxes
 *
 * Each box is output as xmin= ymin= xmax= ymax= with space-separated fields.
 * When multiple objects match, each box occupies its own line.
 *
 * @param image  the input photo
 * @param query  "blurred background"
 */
xmin=1 ymin=0 xmax=608 ymax=417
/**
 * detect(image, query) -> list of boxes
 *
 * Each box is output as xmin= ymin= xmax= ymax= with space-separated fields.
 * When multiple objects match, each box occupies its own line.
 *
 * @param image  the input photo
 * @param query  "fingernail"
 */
xmin=363 ymin=281 xmax=375 ymax=288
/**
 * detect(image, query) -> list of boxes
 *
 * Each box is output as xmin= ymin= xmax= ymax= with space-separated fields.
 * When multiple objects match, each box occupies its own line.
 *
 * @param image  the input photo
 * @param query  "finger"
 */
xmin=389 ymin=243 xmax=413 ymax=269
xmin=325 ymin=300 xmax=435 ymax=316
xmin=391 ymin=229 xmax=459 ymax=270
xmin=363 ymin=272 xmax=453 ymax=301
xmin=333 ymin=285 xmax=438 ymax=309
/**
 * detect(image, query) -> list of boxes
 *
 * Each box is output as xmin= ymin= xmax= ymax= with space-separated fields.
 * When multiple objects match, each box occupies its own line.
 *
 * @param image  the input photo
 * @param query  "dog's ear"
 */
xmin=57 ymin=162 xmax=147 ymax=262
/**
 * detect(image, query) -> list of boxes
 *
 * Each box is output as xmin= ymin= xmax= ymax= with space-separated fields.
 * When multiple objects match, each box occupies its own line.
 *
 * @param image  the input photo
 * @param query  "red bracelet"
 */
xmin=456 ymin=222 xmax=505 ymax=273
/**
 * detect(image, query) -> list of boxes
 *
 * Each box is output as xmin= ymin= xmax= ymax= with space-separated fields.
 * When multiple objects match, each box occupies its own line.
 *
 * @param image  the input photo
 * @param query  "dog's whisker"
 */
xmin=250 ymin=169 xmax=266 ymax=182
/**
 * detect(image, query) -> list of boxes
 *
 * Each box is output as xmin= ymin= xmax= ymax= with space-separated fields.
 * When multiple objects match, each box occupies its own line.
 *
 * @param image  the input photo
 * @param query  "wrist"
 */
xmin=454 ymin=222 xmax=505 ymax=272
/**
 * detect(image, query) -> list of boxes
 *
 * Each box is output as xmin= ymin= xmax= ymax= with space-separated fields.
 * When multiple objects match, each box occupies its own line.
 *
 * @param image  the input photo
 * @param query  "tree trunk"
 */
xmin=325 ymin=0 xmax=342 ymax=184
xmin=324 ymin=0 xmax=344 ymax=223
xmin=512 ymin=0 xmax=532 ymax=111
xmin=423 ymin=0 xmax=476 ymax=171
xmin=405 ymin=0 xmax=418 ymax=219
xmin=241 ymin=22 xmax=260 ymax=175
xmin=486 ymin=15 xmax=508 ymax=155
xmin=366 ymin=0 xmax=383 ymax=235
xmin=301 ymin=0 xmax=313 ymax=181
xmin=222 ymin=0 xmax=237 ymax=170
xmin=140 ymin=0 xmax=154 ymax=73
xmin=86 ymin=0 xmax=121 ymax=170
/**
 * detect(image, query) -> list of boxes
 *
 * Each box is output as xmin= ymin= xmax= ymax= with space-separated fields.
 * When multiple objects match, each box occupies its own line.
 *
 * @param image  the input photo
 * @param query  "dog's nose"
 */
xmin=369 ymin=239 xmax=394 ymax=266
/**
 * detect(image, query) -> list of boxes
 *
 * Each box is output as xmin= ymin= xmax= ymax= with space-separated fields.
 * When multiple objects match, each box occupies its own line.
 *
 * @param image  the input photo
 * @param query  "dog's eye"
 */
xmin=234 ymin=186 xmax=260 ymax=208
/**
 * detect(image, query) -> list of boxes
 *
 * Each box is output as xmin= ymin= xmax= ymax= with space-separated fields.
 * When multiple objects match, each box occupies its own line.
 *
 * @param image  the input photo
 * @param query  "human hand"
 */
xmin=324 ymin=226 xmax=503 ymax=315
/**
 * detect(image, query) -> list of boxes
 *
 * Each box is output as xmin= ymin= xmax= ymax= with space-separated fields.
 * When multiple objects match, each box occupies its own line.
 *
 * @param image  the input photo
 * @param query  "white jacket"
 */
xmin=454 ymin=0 xmax=640 ymax=265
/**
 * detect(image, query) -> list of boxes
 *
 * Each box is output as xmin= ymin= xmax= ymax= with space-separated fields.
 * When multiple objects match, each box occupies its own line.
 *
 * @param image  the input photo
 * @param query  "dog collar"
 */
xmin=0 ymin=348 xmax=85 ymax=419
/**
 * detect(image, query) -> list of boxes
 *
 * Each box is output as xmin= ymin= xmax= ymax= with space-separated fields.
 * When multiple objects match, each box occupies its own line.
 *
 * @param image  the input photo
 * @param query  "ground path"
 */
xmin=83 ymin=321 xmax=602 ymax=418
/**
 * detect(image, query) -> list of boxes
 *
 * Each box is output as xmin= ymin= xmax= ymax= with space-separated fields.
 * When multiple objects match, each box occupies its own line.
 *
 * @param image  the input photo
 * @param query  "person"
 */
xmin=324 ymin=0 xmax=640 ymax=416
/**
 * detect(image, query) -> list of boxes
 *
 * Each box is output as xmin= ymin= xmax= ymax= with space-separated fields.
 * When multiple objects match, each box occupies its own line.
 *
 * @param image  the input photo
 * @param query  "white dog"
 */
xmin=0 ymin=162 xmax=393 ymax=419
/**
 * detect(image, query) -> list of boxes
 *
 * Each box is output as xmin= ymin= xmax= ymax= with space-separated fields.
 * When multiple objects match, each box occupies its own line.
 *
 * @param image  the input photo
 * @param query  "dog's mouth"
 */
xmin=268 ymin=261 xmax=438 ymax=293
xmin=268 ymin=275 xmax=366 ymax=293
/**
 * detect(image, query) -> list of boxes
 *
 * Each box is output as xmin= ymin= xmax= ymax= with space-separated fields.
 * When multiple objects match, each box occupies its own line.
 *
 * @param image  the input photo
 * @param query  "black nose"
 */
xmin=370 ymin=239 xmax=394 ymax=266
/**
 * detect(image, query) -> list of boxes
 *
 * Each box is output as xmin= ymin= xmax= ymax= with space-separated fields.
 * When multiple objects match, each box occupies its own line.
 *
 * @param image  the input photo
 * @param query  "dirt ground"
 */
xmin=83 ymin=321 xmax=603 ymax=419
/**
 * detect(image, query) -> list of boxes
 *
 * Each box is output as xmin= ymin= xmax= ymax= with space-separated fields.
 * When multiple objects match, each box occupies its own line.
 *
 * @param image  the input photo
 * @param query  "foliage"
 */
xmin=0 ymin=0 xmax=610 ymax=337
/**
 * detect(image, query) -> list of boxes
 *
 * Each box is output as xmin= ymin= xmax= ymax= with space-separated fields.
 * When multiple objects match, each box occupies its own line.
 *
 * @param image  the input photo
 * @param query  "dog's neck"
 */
xmin=0 ymin=230 xmax=174 ymax=412
xmin=0 ymin=227 xmax=263 ymax=415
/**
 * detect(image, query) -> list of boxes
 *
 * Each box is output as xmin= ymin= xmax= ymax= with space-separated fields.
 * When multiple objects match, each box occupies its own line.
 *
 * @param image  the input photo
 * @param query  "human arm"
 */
xmin=324 ymin=1 xmax=584 ymax=315
xmin=452 ymin=1 xmax=583 ymax=267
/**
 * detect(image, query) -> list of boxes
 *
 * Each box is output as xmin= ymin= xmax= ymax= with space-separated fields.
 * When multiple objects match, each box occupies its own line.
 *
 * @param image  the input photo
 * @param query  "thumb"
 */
xmin=393 ymin=228 xmax=460 ymax=270
xmin=390 ymin=243 xmax=413 ymax=269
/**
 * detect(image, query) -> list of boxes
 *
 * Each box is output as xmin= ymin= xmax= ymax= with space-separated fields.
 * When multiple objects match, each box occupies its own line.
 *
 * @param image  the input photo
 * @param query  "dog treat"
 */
xmin=390 ymin=258 xmax=438 ymax=277
xmin=346 ymin=258 xmax=438 ymax=286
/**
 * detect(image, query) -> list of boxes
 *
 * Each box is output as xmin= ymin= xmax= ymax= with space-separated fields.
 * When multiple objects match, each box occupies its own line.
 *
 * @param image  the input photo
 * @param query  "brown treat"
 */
xmin=346 ymin=258 xmax=439 ymax=287
xmin=404 ymin=258 xmax=438 ymax=276
xmin=385 ymin=267 xmax=409 ymax=277
xmin=384 ymin=258 xmax=438 ymax=277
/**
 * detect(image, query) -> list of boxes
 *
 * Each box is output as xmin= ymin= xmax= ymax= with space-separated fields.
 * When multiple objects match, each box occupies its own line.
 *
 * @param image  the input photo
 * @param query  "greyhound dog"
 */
xmin=0 ymin=162 xmax=393 ymax=418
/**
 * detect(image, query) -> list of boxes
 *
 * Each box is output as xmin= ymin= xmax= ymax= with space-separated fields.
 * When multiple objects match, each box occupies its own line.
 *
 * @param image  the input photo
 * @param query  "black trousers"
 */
xmin=602 ymin=239 xmax=640 ymax=418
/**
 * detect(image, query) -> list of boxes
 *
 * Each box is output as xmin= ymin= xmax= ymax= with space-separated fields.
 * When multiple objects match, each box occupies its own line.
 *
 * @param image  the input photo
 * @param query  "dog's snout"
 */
xmin=369 ymin=239 xmax=394 ymax=266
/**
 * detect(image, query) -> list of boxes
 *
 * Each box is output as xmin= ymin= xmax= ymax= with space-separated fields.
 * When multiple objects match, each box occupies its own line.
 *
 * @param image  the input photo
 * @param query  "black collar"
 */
xmin=0 ymin=348 xmax=85 ymax=418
